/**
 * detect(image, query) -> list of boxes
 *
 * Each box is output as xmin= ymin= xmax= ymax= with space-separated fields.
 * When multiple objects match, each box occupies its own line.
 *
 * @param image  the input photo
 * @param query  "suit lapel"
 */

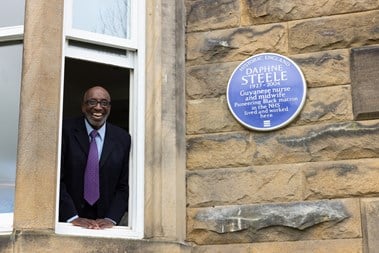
xmin=72 ymin=119 xmax=114 ymax=168
xmin=73 ymin=119 xmax=90 ymax=156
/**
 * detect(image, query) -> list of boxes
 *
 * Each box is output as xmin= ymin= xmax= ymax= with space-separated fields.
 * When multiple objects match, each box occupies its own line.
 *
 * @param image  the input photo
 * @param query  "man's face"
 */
xmin=81 ymin=87 xmax=111 ymax=129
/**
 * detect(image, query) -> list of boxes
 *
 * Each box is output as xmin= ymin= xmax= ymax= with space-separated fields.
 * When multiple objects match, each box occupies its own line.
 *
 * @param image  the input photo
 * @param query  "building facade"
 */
xmin=0 ymin=0 xmax=379 ymax=252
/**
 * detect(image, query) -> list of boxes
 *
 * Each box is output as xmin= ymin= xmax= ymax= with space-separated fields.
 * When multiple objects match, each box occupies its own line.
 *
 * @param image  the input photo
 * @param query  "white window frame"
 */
xmin=0 ymin=26 xmax=23 ymax=42
xmin=55 ymin=0 xmax=145 ymax=239
xmin=65 ymin=0 xmax=138 ymax=50
xmin=0 ymin=25 xmax=24 ymax=235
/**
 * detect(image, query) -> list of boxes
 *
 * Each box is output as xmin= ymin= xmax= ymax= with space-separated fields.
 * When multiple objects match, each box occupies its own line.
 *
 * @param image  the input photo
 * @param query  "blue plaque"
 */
xmin=227 ymin=53 xmax=306 ymax=131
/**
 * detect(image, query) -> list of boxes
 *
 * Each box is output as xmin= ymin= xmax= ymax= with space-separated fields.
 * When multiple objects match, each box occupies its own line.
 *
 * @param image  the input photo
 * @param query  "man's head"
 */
xmin=82 ymin=86 xmax=111 ymax=129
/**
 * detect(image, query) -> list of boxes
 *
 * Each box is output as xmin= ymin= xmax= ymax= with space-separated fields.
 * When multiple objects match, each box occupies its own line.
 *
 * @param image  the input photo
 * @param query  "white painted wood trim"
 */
xmin=55 ymin=0 xmax=145 ymax=239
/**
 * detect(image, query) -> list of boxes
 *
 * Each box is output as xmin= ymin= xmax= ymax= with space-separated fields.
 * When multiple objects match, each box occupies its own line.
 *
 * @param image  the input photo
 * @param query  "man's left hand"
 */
xmin=96 ymin=219 xmax=114 ymax=229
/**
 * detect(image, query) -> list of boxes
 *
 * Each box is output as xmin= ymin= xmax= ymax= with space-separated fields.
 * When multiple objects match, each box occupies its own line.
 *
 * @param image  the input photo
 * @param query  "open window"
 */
xmin=0 ymin=0 xmax=25 ymax=234
xmin=55 ymin=0 xmax=145 ymax=238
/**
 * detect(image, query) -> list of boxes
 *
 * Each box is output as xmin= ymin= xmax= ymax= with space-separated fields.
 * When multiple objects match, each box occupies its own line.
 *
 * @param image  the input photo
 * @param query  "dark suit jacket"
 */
xmin=59 ymin=117 xmax=131 ymax=224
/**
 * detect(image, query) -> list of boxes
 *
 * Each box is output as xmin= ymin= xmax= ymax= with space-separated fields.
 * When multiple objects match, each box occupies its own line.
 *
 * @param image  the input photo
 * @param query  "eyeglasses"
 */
xmin=85 ymin=99 xmax=111 ymax=107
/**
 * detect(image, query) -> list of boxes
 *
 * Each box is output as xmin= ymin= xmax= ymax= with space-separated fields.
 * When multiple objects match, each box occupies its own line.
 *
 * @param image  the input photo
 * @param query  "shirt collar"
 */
xmin=84 ymin=118 xmax=106 ymax=141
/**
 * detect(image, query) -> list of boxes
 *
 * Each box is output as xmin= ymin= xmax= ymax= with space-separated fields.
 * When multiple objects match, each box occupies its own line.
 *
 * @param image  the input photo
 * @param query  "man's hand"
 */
xmin=71 ymin=217 xmax=115 ymax=229
xmin=71 ymin=217 xmax=100 ymax=229
xmin=96 ymin=218 xmax=114 ymax=229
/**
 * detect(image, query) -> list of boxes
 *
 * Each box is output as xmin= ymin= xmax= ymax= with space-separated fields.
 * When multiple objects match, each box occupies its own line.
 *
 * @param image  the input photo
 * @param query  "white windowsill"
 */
xmin=0 ymin=213 xmax=13 ymax=235
xmin=55 ymin=222 xmax=143 ymax=239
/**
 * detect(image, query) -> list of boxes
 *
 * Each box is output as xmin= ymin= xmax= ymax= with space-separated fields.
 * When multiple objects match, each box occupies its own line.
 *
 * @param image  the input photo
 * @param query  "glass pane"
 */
xmin=0 ymin=42 xmax=22 ymax=213
xmin=72 ymin=0 xmax=130 ymax=39
xmin=0 ymin=0 xmax=25 ymax=28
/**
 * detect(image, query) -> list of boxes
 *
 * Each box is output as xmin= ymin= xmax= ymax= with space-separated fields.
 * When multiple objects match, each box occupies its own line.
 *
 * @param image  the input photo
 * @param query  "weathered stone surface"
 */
xmin=186 ymin=61 xmax=239 ymax=100
xmin=304 ymin=159 xmax=379 ymax=200
xmin=297 ymin=85 xmax=353 ymax=125
xmin=251 ymin=239 xmax=363 ymax=253
xmin=289 ymin=11 xmax=379 ymax=54
xmin=187 ymin=159 xmax=379 ymax=208
xmin=291 ymin=49 xmax=350 ymax=88
xmin=0 ymin=235 xmax=13 ymax=253
xmin=187 ymin=165 xmax=303 ymax=207
xmin=13 ymin=231 xmax=192 ymax=253
xmin=186 ymin=49 xmax=350 ymax=96
xmin=241 ymin=0 xmax=379 ymax=26
xmin=187 ymin=132 xmax=253 ymax=170
xmin=186 ymin=0 xmax=240 ymax=33
xmin=186 ymin=24 xmax=287 ymax=66
xmin=187 ymin=96 xmax=244 ymax=134
xmin=187 ymin=199 xmax=361 ymax=244
xmin=361 ymin=198 xmax=379 ymax=253
xmin=351 ymin=45 xmax=379 ymax=120
xmin=193 ymin=239 xmax=363 ymax=253
xmin=15 ymin=0 xmax=63 ymax=230
xmin=188 ymin=121 xmax=379 ymax=169
xmin=185 ymin=54 xmax=352 ymax=133
xmin=195 ymin=200 xmax=349 ymax=233
xmin=252 ymin=120 xmax=379 ymax=166
xmin=193 ymin=243 xmax=253 ymax=253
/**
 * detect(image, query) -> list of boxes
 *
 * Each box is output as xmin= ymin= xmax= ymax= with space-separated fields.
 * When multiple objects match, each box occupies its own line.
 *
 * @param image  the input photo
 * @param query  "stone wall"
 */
xmin=0 ymin=0 xmax=189 ymax=252
xmin=185 ymin=0 xmax=379 ymax=252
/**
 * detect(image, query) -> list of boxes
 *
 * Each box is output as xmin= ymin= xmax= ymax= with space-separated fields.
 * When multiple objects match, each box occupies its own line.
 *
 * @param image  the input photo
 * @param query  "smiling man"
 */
xmin=59 ymin=86 xmax=131 ymax=229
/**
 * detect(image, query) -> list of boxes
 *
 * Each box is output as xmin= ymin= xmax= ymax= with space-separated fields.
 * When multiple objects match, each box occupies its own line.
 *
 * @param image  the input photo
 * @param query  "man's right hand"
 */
xmin=71 ymin=217 xmax=100 ymax=229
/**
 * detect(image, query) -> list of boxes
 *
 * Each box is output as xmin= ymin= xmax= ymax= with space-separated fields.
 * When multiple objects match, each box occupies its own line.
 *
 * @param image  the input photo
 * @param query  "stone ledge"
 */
xmin=193 ymin=239 xmax=363 ymax=253
xmin=1 ymin=230 xmax=192 ymax=253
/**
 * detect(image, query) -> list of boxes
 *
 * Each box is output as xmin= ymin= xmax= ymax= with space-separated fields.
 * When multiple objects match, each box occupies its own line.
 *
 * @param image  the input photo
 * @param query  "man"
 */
xmin=59 ymin=86 xmax=131 ymax=229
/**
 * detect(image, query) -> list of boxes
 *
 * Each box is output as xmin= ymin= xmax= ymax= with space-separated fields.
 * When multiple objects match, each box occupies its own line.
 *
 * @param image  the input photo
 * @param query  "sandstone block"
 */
xmin=186 ymin=24 xmax=287 ymax=66
xmin=186 ymin=0 xmax=240 ymax=33
xmin=187 ymin=132 xmax=253 ymax=170
xmin=297 ymin=85 xmax=353 ymax=125
xmin=291 ymin=49 xmax=350 ymax=88
xmin=193 ymin=239 xmax=363 ymax=253
xmin=303 ymin=159 xmax=379 ymax=199
xmin=241 ymin=0 xmax=379 ymax=26
xmin=186 ymin=61 xmax=239 ymax=100
xmin=193 ymin=243 xmax=253 ymax=253
xmin=187 ymin=96 xmax=243 ymax=135
xmin=187 ymin=199 xmax=361 ymax=244
xmin=188 ymin=121 xmax=379 ymax=169
xmin=251 ymin=239 xmax=362 ymax=253
xmin=252 ymin=120 xmax=379 ymax=165
xmin=289 ymin=11 xmax=379 ymax=54
xmin=361 ymin=198 xmax=379 ymax=253
xmin=187 ymin=165 xmax=303 ymax=208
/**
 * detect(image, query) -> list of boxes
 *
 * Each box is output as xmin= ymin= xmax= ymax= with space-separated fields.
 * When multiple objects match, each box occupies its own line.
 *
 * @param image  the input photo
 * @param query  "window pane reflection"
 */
xmin=0 ymin=42 xmax=22 ymax=213
xmin=72 ymin=0 xmax=130 ymax=39
xmin=0 ymin=0 xmax=25 ymax=28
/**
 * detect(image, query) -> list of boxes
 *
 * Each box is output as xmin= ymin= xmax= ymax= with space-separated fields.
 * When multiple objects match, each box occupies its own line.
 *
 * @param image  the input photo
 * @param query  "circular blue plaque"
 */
xmin=227 ymin=53 xmax=307 ymax=131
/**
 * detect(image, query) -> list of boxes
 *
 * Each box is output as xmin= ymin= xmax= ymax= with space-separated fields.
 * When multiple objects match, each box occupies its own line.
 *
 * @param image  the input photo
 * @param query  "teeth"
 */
xmin=93 ymin=113 xmax=102 ymax=117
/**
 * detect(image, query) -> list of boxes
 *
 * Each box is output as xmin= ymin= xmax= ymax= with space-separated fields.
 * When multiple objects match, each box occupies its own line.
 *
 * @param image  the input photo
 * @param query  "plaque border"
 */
xmin=226 ymin=53 xmax=307 ymax=131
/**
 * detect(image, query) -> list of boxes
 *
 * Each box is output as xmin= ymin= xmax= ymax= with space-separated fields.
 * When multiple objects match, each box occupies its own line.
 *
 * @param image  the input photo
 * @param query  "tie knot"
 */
xmin=90 ymin=130 xmax=98 ymax=139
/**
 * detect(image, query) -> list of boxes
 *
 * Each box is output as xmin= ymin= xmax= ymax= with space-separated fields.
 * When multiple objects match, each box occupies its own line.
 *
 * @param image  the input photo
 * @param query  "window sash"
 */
xmin=55 ymin=0 xmax=145 ymax=239
xmin=64 ymin=41 xmax=135 ymax=69
xmin=0 ymin=0 xmax=25 ymax=28
xmin=64 ymin=0 xmax=138 ymax=51
xmin=0 ymin=40 xmax=23 ymax=234
xmin=0 ymin=26 xmax=23 ymax=42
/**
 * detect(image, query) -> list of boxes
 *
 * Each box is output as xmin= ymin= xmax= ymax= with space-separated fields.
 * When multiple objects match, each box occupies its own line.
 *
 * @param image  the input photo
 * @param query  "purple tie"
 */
xmin=84 ymin=130 xmax=100 ymax=205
